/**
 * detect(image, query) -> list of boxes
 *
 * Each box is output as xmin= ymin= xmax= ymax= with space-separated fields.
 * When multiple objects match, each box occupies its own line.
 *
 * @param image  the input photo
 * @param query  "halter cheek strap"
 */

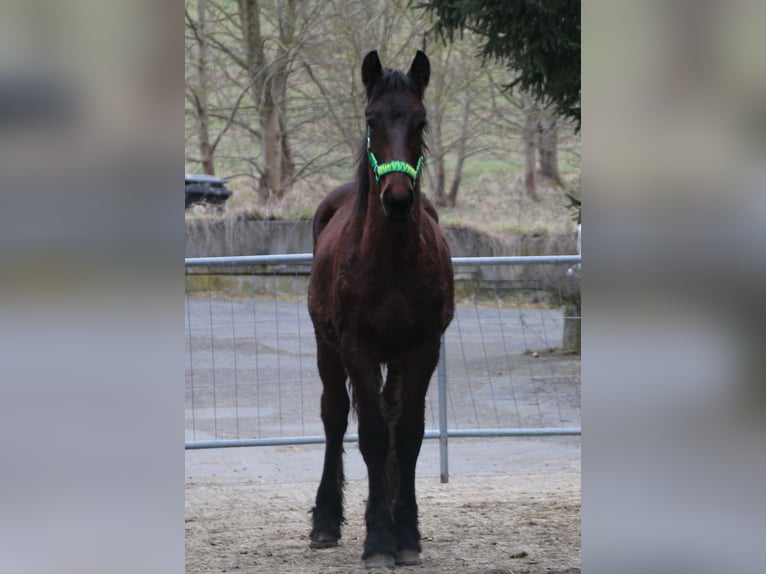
xmin=367 ymin=127 xmax=423 ymax=184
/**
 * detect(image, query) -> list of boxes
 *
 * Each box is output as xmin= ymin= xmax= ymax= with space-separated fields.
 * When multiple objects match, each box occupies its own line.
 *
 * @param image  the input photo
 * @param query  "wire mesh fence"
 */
xmin=185 ymin=254 xmax=581 ymax=454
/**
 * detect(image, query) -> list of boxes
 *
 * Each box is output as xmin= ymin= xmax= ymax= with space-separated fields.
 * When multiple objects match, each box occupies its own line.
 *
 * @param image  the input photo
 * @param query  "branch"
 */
xmin=185 ymin=86 xmax=199 ymax=109
xmin=207 ymin=34 xmax=248 ymax=70
xmin=292 ymin=142 xmax=350 ymax=181
xmin=210 ymin=78 xmax=258 ymax=152
xmin=208 ymin=113 xmax=261 ymax=140
xmin=186 ymin=3 xmax=247 ymax=72
xmin=185 ymin=7 xmax=201 ymax=43
xmin=301 ymin=60 xmax=356 ymax=151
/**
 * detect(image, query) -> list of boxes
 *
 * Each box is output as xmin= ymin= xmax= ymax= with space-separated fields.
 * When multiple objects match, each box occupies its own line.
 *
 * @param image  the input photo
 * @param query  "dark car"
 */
xmin=185 ymin=174 xmax=233 ymax=210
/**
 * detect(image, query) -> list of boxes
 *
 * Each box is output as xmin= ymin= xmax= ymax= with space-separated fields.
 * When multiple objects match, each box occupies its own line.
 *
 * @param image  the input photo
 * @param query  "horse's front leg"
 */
xmin=393 ymin=337 xmax=441 ymax=565
xmin=343 ymin=345 xmax=397 ymax=569
xmin=310 ymin=340 xmax=349 ymax=549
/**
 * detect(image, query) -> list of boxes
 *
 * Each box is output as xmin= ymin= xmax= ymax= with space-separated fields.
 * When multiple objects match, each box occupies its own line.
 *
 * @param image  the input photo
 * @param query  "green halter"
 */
xmin=367 ymin=127 xmax=423 ymax=184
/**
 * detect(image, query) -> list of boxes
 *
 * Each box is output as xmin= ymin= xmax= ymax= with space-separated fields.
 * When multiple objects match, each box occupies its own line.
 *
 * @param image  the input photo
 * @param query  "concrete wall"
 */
xmin=186 ymin=219 xmax=315 ymax=258
xmin=185 ymin=217 xmax=576 ymax=259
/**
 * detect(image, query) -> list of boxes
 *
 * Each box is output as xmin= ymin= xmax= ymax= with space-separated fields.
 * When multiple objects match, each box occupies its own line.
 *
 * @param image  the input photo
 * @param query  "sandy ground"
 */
xmin=186 ymin=438 xmax=581 ymax=573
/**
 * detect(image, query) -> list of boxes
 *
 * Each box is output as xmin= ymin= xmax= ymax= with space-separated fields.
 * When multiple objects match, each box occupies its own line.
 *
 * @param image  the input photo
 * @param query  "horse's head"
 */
xmin=361 ymin=50 xmax=429 ymax=221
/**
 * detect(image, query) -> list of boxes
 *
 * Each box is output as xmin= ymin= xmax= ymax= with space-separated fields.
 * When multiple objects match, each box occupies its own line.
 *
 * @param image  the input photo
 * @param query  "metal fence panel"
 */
xmin=185 ymin=254 xmax=581 ymax=480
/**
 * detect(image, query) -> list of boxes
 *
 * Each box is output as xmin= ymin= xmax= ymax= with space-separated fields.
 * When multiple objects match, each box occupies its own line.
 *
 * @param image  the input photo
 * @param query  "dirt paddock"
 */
xmin=186 ymin=439 xmax=581 ymax=573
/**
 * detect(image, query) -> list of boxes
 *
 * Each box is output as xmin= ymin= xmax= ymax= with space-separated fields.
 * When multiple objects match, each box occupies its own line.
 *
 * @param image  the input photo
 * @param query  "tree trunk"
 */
xmin=279 ymin=114 xmax=294 ymax=193
xmin=274 ymin=0 xmax=296 ymax=197
xmin=430 ymin=115 xmax=447 ymax=206
xmin=433 ymin=155 xmax=447 ymax=206
xmin=446 ymin=94 xmax=471 ymax=207
xmin=194 ymin=0 xmax=215 ymax=176
xmin=261 ymin=101 xmax=283 ymax=199
xmin=522 ymin=91 xmax=539 ymax=201
xmin=538 ymin=107 xmax=563 ymax=185
xmin=239 ymin=0 xmax=266 ymax=200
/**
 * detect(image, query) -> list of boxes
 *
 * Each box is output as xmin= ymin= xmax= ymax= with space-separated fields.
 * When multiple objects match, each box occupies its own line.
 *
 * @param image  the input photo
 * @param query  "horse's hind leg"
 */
xmin=310 ymin=341 xmax=349 ymax=549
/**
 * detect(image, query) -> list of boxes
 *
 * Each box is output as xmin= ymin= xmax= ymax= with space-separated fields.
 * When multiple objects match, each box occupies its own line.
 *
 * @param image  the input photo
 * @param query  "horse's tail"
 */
xmin=382 ymin=362 xmax=403 ymax=508
xmin=347 ymin=362 xmax=386 ymax=421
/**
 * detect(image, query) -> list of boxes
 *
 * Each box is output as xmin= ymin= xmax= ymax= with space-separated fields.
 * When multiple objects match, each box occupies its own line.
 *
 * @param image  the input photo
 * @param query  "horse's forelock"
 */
xmin=368 ymin=70 xmax=420 ymax=102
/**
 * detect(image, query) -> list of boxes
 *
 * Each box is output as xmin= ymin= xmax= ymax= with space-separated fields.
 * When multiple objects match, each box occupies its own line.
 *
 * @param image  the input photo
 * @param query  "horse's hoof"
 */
xmin=309 ymin=531 xmax=339 ymax=549
xmin=363 ymin=553 xmax=395 ymax=569
xmin=395 ymin=549 xmax=422 ymax=565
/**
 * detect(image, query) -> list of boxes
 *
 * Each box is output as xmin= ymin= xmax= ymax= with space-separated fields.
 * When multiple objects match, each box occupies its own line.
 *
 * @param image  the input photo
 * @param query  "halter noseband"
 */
xmin=367 ymin=127 xmax=423 ymax=184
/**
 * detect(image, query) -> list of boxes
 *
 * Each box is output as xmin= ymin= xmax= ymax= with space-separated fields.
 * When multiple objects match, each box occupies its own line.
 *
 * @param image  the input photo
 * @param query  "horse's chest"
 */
xmin=332 ymin=259 xmax=445 ymax=357
xmin=354 ymin=289 xmax=437 ymax=359
xmin=364 ymin=291 xmax=415 ymax=336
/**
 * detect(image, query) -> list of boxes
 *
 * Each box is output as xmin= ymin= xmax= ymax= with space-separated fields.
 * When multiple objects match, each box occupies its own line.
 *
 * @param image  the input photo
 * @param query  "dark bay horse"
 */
xmin=307 ymin=50 xmax=454 ymax=569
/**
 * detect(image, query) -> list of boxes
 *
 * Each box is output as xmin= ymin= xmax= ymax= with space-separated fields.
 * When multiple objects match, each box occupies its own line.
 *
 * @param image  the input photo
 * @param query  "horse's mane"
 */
xmin=354 ymin=69 xmax=428 ymax=214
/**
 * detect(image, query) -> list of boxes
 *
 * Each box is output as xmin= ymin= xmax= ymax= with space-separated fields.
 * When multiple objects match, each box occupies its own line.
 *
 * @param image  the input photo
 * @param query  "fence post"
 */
xmin=438 ymin=335 xmax=449 ymax=483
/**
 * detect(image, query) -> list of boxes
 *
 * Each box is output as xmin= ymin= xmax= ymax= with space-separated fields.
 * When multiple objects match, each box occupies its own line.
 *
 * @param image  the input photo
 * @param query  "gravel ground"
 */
xmin=186 ymin=438 xmax=581 ymax=573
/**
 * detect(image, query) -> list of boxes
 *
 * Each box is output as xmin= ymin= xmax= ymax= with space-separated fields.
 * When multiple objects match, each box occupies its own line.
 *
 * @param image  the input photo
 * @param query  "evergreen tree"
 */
xmin=420 ymin=0 xmax=580 ymax=129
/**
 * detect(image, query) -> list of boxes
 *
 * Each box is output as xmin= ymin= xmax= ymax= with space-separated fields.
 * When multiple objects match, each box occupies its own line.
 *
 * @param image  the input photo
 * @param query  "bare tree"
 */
xmin=505 ymin=88 xmax=568 ymax=200
xmin=301 ymin=0 xmax=428 ymax=162
xmin=441 ymin=91 xmax=470 ymax=207
xmin=537 ymin=106 xmax=563 ymax=185
xmin=237 ymin=0 xmax=297 ymax=201
xmin=186 ymin=0 xmax=254 ymax=177
xmin=426 ymin=37 xmax=496 ymax=208
xmin=184 ymin=0 xmax=579 ymax=211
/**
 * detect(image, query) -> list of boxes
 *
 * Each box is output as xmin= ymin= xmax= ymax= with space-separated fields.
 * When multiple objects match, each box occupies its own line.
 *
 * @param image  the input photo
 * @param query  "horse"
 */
xmin=307 ymin=50 xmax=454 ymax=569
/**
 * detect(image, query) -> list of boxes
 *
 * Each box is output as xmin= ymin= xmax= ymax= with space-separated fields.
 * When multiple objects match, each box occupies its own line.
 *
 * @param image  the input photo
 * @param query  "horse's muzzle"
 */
xmin=381 ymin=184 xmax=414 ymax=220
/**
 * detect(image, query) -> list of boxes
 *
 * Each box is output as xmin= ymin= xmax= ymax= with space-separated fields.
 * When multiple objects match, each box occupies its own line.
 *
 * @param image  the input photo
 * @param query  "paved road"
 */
xmin=185 ymin=435 xmax=581 ymax=483
xmin=185 ymin=295 xmax=580 ymax=444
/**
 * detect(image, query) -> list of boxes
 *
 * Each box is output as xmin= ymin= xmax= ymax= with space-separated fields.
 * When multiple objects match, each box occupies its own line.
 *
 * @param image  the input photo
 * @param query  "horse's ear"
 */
xmin=362 ymin=50 xmax=383 ymax=99
xmin=407 ymin=50 xmax=430 ymax=96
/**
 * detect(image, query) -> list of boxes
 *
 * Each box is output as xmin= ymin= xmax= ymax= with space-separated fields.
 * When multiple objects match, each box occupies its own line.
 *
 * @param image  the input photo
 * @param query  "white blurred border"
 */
xmin=0 ymin=1 xmax=184 ymax=573
xmin=584 ymin=1 xmax=766 ymax=572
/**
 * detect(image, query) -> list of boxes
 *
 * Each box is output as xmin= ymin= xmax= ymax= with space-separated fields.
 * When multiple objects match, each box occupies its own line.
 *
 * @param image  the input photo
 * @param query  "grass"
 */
xmin=425 ymin=157 xmax=580 ymax=237
xmin=190 ymin=157 xmax=580 ymax=240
